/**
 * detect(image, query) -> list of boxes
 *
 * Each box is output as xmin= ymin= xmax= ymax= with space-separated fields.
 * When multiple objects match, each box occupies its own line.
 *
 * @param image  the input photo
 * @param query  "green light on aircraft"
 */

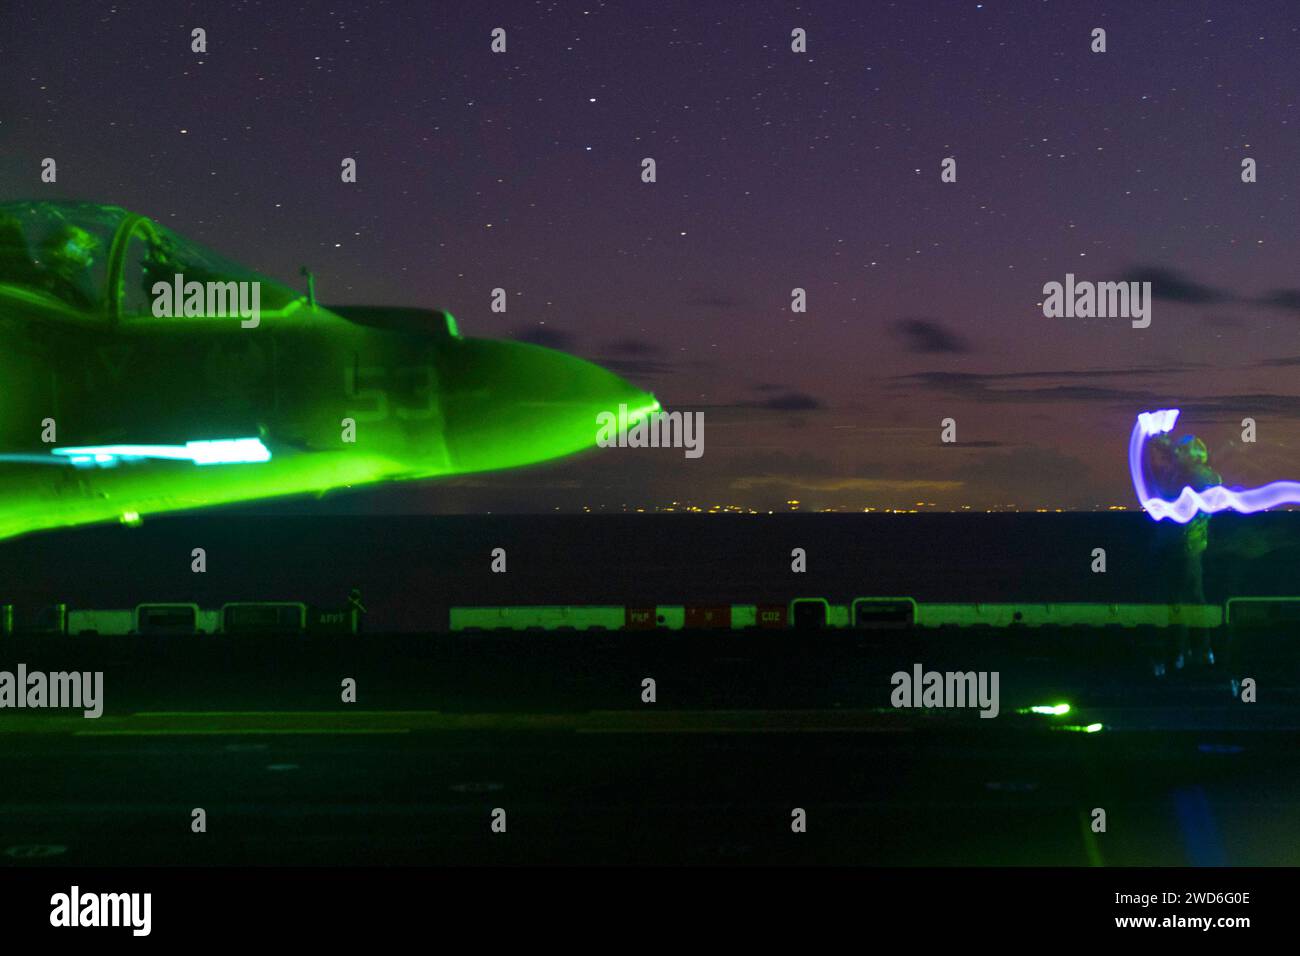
xmin=52 ymin=438 xmax=272 ymax=467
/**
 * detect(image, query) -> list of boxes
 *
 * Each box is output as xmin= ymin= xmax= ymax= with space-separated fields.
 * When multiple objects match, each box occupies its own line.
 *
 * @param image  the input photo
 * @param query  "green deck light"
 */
xmin=1025 ymin=703 xmax=1071 ymax=717
xmin=1056 ymin=722 xmax=1104 ymax=733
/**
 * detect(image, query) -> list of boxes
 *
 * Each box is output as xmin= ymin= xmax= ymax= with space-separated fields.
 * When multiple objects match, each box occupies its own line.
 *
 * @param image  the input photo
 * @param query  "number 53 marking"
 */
xmin=345 ymin=363 xmax=439 ymax=422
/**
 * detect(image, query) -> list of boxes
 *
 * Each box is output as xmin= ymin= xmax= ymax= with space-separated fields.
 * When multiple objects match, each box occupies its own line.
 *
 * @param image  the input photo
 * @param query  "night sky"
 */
xmin=3 ymin=0 xmax=1298 ymax=513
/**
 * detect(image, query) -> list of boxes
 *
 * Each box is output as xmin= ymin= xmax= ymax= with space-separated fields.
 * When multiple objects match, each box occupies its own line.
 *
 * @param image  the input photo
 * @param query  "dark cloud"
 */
xmin=927 ymin=387 xmax=1300 ymax=427
xmin=705 ymin=389 xmax=826 ymax=412
xmin=595 ymin=345 xmax=716 ymax=379
xmin=896 ymin=364 xmax=1210 ymax=408
xmin=511 ymin=325 xmax=576 ymax=350
xmin=899 ymin=370 xmax=1149 ymax=405
xmin=1120 ymin=268 xmax=1300 ymax=315
xmin=751 ymin=392 xmax=823 ymax=411
xmin=597 ymin=337 xmax=674 ymax=378
xmin=598 ymin=357 xmax=678 ymax=378
xmin=890 ymin=317 xmax=972 ymax=354
xmin=1173 ymin=394 xmax=1300 ymax=419
xmin=605 ymin=338 xmax=665 ymax=355
xmin=972 ymin=366 xmax=1190 ymax=380
xmin=1122 ymin=266 xmax=1230 ymax=304
xmin=1257 ymin=289 xmax=1300 ymax=312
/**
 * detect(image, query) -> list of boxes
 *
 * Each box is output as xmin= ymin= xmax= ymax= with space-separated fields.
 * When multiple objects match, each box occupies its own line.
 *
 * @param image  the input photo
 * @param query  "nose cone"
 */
xmin=441 ymin=338 xmax=659 ymax=473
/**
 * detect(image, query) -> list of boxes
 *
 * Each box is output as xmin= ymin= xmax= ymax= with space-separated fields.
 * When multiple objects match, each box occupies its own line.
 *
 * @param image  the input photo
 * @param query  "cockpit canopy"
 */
xmin=0 ymin=200 xmax=307 ymax=321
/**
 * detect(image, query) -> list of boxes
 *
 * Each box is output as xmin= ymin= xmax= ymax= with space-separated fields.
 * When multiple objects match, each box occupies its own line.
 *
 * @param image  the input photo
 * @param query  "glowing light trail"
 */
xmin=1130 ymin=409 xmax=1300 ymax=523
xmin=49 ymin=438 xmax=272 ymax=468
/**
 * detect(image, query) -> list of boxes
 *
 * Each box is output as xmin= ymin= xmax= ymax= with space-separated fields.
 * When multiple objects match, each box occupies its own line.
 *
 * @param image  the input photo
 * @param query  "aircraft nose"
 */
xmin=441 ymin=338 xmax=659 ymax=472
